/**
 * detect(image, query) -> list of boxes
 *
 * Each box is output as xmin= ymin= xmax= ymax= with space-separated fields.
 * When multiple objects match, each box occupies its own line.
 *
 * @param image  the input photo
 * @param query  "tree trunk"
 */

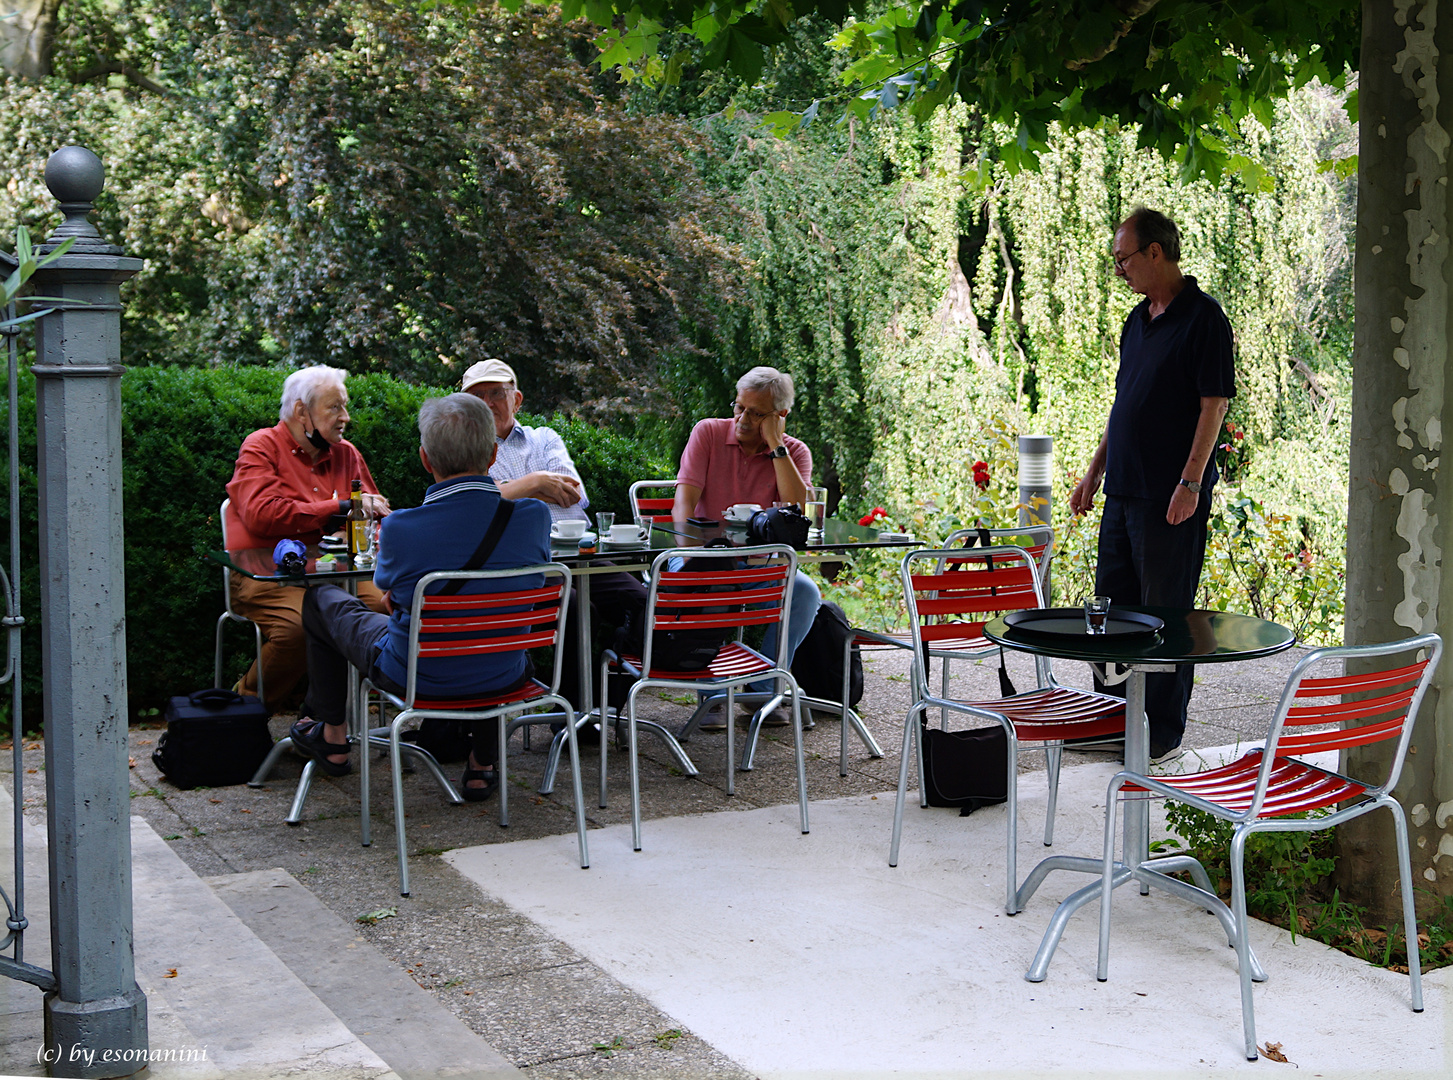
xmin=1338 ymin=0 xmax=1453 ymax=919
xmin=0 ymin=0 xmax=60 ymax=80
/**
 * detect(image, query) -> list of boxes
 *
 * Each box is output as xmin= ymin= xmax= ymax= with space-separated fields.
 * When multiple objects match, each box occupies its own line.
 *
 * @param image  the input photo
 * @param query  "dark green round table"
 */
xmin=982 ymin=607 xmax=1295 ymax=982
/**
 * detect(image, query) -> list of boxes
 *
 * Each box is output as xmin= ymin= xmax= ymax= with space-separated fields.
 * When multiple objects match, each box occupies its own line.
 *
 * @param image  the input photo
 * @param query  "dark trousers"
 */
xmin=301 ymin=583 xmax=535 ymax=768
xmin=1093 ymin=493 xmax=1212 ymax=752
xmin=559 ymin=568 xmax=648 ymax=710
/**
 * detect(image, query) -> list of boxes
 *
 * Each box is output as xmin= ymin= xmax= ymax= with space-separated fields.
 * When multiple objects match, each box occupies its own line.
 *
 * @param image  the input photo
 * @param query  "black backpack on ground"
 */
xmin=790 ymin=600 xmax=864 ymax=706
xmin=152 ymin=689 xmax=273 ymax=789
xmin=613 ymin=538 xmax=741 ymax=671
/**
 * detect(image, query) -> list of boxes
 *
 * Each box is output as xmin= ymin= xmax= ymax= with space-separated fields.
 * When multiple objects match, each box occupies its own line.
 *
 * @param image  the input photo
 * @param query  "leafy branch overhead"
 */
xmin=526 ymin=0 xmax=1360 ymax=184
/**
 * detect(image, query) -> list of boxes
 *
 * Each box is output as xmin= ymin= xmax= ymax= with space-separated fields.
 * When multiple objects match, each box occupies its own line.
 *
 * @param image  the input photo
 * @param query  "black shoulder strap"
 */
xmin=438 ymin=499 xmax=515 ymax=596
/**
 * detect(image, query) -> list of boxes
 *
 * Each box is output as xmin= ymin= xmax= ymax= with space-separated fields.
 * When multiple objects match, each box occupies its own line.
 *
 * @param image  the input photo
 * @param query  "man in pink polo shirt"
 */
xmin=672 ymin=366 xmax=820 ymax=728
xmin=225 ymin=366 xmax=390 ymax=712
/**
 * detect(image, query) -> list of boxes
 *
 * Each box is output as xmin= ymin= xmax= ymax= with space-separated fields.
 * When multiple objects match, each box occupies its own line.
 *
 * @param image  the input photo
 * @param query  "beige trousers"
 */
xmin=229 ymin=572 xmax=386 ymax=712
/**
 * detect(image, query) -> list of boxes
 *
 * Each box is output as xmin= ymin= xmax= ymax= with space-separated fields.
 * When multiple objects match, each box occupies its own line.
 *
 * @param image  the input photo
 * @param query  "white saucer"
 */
xmin=722 ymin=511 xmax=760 ymax=525
xmin=550 ymin=528 xmax=595 ymax=544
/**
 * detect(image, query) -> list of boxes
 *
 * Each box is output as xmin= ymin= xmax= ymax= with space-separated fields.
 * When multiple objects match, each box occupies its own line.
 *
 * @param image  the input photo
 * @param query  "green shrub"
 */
xmin=0 ymin=366 xmax=671 ymax=725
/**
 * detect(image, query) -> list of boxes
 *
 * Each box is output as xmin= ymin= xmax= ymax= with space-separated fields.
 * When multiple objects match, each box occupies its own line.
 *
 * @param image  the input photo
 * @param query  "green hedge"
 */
xmin=0 ymin=366 xmax=671 ymax=725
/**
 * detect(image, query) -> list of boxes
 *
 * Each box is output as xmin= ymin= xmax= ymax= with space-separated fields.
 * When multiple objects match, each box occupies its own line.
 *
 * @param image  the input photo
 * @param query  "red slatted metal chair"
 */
xmin=628 ymin=479 xmax=680 ymax=527
xmin=215 ymin=499 xmax=265 ymax=703
xmin=888 ymin=544 xmax=1125 ymax=913
xmin=844 ymin=525 xmax=1055 ymax=775
xmin=1096 ymin=633 xmax=1442 ymax=1060
xmin=602 ymin=544 xmax=809 ymax=851
xmin=364 ymin=564 xmax=587 ymax=896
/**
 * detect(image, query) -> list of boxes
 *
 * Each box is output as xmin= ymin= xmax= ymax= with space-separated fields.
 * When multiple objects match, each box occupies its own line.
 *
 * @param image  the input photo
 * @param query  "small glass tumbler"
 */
xmin=595 ymin=511 xmax=615 ymax=536
xmin=1084 ymin=595 xmax=1112 ymax=635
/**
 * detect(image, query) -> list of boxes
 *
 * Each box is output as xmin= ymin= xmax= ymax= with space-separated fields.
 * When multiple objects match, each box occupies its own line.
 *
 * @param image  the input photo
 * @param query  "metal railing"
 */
xmin=0 ymin=270 xmax=50 ymax=992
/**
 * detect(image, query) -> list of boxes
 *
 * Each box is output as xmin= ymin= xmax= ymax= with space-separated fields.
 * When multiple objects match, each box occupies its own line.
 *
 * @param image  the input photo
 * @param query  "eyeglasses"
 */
xmin=732 ymin=401 xmax=774 ymax=423
xmin=1113 ymin=245 xmax=1147 ymax=271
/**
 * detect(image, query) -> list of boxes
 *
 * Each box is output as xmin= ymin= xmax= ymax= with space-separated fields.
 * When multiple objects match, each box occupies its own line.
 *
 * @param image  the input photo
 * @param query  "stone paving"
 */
xmin=2 ymin=641 xmax=1312 ymax=1077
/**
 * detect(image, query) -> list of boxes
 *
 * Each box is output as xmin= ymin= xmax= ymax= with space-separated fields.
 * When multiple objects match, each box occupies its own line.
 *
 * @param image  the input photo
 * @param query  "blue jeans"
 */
xmin=664 ymin=559 xmax=820 ymax=697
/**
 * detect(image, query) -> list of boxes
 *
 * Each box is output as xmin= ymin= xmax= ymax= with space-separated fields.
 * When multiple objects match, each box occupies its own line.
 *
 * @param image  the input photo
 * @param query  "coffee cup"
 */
xmin=609 ymin=523 xmax=644 ymax=544
xmin=729 ymin=503 xmax=761 ymax=520
xmin=554 ymin=519 xmax=587 ymax=539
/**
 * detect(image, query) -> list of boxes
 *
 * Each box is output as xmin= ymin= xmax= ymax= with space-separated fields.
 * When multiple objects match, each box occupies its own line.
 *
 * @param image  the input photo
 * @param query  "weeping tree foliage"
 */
xmin=666 ymin=75 xmax=1353 ymax=640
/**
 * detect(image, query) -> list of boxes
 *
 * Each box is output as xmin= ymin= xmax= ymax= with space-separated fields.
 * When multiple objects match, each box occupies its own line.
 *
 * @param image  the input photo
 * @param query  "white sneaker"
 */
xmin=1148 ymin=744 xmax=1185 ymax=766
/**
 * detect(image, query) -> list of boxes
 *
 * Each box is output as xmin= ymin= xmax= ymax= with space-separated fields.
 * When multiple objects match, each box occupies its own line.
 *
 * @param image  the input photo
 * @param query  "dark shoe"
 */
xmin=459 ymin=763 xmax=499 ymax=803
xmin=750 ymin=705 xmax=791 ymax=728
xmin=697 ymin=703 xmax=728 ymax=732
xmin=289 ymin=718 xmax=352 ymax=777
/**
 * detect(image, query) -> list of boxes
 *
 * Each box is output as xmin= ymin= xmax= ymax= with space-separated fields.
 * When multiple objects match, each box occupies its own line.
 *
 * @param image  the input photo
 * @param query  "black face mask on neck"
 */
xmin=304 ymin=428 xmax=330 ymax=452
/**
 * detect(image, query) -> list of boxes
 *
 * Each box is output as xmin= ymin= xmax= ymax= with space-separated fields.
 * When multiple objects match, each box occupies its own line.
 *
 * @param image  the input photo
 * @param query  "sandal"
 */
xmin=459 ymin=761 xmax=499 ymax=803
xmin=289 ymin=718 xmax=352 ymax=777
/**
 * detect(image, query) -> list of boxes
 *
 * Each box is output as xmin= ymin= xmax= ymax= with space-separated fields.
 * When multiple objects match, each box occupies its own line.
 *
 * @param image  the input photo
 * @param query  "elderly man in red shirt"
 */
xmin=225 ymin=366 xmax=390 ymax=711
xmin=671 ymin=365 xmax=821 ymax=729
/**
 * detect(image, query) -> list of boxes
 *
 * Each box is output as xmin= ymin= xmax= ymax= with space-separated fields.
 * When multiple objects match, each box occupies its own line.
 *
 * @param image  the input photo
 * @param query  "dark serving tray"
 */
xmin=1003 ymin=607 xmax=1164 ymax=640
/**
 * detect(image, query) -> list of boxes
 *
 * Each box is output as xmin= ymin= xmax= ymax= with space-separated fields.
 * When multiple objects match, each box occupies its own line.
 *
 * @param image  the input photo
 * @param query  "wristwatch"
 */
xmin=768 ymin=444 xmax=789 ymax=459
xmin=1177 ymin=478 xmax=1202 ymax=494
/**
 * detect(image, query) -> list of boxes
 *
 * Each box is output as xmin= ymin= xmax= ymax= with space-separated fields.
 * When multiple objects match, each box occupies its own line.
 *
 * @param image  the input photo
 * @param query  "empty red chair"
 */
xmin=1096 ymin=634 xmax=1442 ymax=1060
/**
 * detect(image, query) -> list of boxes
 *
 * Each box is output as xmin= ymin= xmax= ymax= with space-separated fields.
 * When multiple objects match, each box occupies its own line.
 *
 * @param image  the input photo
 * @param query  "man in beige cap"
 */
xmin=460 ymin=359 xmax=589 ymax=523
xmin=461 ymin=359 xmax=646 ymax=719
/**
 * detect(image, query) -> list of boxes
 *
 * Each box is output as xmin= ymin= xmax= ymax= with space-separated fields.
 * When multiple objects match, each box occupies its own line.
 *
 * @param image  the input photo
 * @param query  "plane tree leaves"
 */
xmin=527 ymin=0 xmax=1360 ymax=182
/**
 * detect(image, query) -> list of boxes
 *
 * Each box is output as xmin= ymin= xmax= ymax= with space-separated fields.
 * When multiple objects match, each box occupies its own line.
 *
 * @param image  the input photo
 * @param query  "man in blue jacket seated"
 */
xmin=289 ymin=392 xmax=552 ymax=802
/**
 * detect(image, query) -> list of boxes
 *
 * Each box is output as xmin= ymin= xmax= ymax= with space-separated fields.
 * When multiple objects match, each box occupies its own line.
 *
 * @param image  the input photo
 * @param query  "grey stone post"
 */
xmin=30 ymin=146 xmax=148 ymax=1077
xmin=1017 ymin=434 xmax=1052 ymax=527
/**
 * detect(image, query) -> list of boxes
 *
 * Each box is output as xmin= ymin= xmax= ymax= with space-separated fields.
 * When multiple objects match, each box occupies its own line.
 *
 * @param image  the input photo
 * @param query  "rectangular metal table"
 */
xmin=209 ymin=516 xmax=919 ymax=790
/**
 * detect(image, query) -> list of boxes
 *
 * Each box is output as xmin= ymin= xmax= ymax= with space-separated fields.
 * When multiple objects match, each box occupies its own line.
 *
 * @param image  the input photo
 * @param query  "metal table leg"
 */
xmin=1019 ymin=665 xmax=1248 ymax=982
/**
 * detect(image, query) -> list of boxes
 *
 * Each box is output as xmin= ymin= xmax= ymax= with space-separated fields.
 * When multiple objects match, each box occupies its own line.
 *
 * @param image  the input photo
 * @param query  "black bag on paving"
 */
xmin=920 ymin=722 xmax=1009 ymax=815
xmin=790 ymin=601 xmax=864 ymax=706
xmin=152 ymin=689 xmax=273 ymax=789
xmin=613 ymin=538 xmax=741 ymax=671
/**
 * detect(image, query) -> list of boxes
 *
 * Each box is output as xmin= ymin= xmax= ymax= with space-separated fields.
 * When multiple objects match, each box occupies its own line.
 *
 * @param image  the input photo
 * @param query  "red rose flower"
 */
xmin=858 ymin=507 xmax=890 ymax=527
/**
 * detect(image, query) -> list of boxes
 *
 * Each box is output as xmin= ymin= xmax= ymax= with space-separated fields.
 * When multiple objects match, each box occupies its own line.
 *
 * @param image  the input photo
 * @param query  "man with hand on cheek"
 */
xmin=672 ymin=366 xmax=820 ymax=729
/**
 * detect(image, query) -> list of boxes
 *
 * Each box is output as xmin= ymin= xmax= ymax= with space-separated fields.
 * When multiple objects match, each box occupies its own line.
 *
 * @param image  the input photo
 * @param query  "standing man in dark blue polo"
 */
xmin=1070 ymin=207 xmax=1235 ymax=764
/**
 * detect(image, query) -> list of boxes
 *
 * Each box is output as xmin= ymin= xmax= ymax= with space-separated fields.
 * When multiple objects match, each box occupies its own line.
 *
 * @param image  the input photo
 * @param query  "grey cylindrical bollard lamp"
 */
xmin=32 ymin=146 xmax=149 ymax=1078
xmin=1017 ymin=434 xmax=1053 ymax=527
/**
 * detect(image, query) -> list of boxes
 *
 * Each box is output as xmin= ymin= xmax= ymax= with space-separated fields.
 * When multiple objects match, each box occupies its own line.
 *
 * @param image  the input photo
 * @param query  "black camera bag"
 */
xmin=746 ymin=506 xmax=809 ymax=548
xmin=920 ymin=722 xmax=1009 ymax=815
xmin=152 ymin=688 xmax=273 ymax=789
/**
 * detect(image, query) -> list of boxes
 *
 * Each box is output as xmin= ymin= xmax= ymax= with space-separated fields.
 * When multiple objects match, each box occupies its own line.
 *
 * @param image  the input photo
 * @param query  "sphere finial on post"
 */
xmin=43 ymin=146 xmax=117 ymax=253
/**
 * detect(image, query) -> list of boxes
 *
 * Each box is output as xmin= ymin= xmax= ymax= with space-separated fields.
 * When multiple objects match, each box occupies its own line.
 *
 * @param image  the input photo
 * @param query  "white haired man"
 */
xmin=290 ymin=393 xmax=551 ymax=798
xmin=225 ymin=366 xmax=390 ymax=711
xmin=671 ymin=365 xmax=820 ymax=728
xmin=460 ymin=359 xmax=646 ymax=714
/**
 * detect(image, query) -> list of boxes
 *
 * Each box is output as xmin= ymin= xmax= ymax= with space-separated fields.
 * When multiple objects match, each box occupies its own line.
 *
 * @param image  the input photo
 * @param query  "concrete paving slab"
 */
xmin=130 ymin=818 xmax=400 ymax=1080
xmin=207 ymin=868 xmax=520 ymax=1080
xmin=0 ymin=782 xmax=399 ymax=1080
xmin=446 ymin=747 xmax=1449 ymax=1080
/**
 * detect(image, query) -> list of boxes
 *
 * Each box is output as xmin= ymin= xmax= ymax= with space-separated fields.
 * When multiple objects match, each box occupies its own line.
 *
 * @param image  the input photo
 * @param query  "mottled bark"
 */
xmin=1339 ymin=0 xmax=1453 ymax=918
xmin=0 ymin=0 xmax=60 ymax=79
